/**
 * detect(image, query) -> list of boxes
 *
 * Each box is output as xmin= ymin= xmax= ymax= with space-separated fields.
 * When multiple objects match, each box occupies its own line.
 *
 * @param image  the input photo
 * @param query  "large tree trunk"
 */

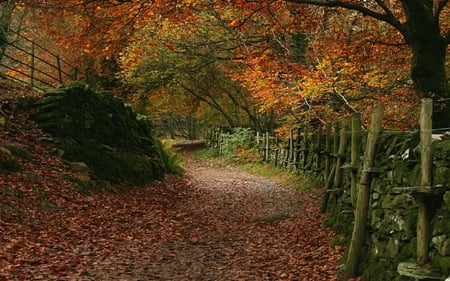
xmin=400 ymin=0 xmax=449 ymax=129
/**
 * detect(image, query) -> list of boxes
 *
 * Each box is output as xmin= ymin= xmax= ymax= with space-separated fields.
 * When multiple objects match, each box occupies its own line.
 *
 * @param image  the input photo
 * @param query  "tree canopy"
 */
xmin=0 ymin=0 xmax=449 ymax=131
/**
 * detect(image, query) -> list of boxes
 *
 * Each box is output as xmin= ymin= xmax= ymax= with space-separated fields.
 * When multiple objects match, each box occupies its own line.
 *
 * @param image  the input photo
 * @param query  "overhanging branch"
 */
xmin=285 ymin=0 xmax=403 ymax=30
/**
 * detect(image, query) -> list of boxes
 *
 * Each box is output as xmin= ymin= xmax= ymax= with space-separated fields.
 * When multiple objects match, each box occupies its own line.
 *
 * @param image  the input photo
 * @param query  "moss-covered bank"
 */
xmin=33 ymin=82 xmax=175 ymax=186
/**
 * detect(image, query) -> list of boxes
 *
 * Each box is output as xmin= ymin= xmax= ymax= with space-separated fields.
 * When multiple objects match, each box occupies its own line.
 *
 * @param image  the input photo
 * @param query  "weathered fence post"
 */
xmin=56 ymin=54 xmax=63 ymax=83
xmin=288 ymin=128 xmax=294 ymax=168
xmin=315 ymin=123 xmax=323 ymax=177
xmin=274 ymin=147 xmax=279 ymax=167
xmin=301 ymin=127 xmax=309 ymax=172
xmin=324 ymin=124 xmax=332 ymax=183
xmin=320 ymin=123 xmax=339 ymax=213
xmin=333 ymin=119 xmax=350 ymax=192
xmin=350 ymin=113 xmax=362 ymax=208
xmin=219 ymin=130 xmax=224 ymax=155
xmin=417 ymin=98 xmax=433 ymax=265
xmin=344 ymin=104 xmax=384 ymax=280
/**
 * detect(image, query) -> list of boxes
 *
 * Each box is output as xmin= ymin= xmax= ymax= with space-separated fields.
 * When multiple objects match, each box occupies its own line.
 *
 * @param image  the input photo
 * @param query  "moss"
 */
xmin=359 ymin=258 xmax=398 ymax=281
xmin=433 ymin=140 xmax=450 ymax=160
xmin=432 ymin=207 xmax=450 ymax=235
xmin=396 ymin=238 xmax=417 ymax=262
xmin=62 ymin=142 xmax=164 ymax=185
xmin=33 ymin=82 xmax=173 ymax=186
xmin=0 ymin=155 xmax=22 ymax=172
xmin=404 ymin=206 xmax=418 ymax=234
xmin=431 ymin=256 xmax=450 ymax=277
xmin=6 ymin=144 xmax=33 ymax=160
xmin=408 ymin=164 xmax=421 ymax=187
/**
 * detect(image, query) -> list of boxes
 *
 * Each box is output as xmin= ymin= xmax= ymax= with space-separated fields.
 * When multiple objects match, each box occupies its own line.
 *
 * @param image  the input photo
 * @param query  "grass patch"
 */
xmin=251 ymin=213 xmax=290 ymax=223
xmin=236 ymin=161 xmax=316 ymax=190
xmin=6 ymin=144 xmax=33 ymax=160
xmin=193 ymin=148 xmax=319 ymax=191
xmin=193 ymin=147 xmax=220 ymax=159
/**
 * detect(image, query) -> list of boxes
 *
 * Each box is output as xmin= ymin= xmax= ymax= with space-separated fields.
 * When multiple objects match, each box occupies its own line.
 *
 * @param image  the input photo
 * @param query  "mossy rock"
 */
xmin=431 ymin=256 xmax=450 ymax=277
xmin=33 ymin=82 xmax=170 ymax=185
xmin=433 ymin=140 xmax=450 ymax=161
xmin=359 ymin=257 xmax=399 ymax=281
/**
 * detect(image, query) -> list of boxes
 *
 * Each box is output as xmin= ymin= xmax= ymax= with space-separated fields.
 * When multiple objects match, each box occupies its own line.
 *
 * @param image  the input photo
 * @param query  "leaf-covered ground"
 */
xmin=1 ymin=79 xmax=343 ymax=280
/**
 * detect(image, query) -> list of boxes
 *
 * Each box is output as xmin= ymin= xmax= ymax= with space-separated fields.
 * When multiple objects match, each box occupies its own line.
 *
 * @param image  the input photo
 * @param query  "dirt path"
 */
xmin=1 ymin=156 xmax=342 ymax=281
xmin=74 ymin=157 xmax=343 ymax=281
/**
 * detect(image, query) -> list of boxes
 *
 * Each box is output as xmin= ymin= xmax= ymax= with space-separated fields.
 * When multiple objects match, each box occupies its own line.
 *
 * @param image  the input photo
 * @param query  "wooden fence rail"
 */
xmin=0 ymin=30 xmax=77 ymax=91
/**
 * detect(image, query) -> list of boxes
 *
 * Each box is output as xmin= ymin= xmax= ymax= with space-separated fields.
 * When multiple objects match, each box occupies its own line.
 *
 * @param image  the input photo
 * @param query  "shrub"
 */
xmin=220 ymin=127 xmax=257 ymax=161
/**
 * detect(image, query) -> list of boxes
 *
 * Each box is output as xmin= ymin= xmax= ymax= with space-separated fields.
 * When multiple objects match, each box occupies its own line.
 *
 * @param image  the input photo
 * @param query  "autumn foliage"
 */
xmin=1 ymin=0 xmax=449 ymax=131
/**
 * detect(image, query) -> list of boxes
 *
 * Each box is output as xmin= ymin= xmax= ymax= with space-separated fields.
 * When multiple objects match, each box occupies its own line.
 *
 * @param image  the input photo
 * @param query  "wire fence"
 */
xmin=0 ymin=30 xmax=78 ymax=91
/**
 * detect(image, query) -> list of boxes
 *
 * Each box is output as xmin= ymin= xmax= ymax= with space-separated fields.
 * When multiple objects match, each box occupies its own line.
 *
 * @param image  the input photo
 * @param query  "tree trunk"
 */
xmin=400 ymin=0 xmax=449 ymax=129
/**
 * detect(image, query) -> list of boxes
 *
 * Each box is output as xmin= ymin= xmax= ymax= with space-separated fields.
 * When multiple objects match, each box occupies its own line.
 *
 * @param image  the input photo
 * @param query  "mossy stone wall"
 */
xmin=323 ymin=132 xmax=450 ymax=280
xmin=33 ymin=82 xmax=168 ymax=186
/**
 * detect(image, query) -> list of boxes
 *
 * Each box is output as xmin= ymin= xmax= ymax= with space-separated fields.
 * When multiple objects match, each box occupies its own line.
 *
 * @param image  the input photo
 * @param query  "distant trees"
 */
xmin=119 ymin=10 xmax=276 ymax=131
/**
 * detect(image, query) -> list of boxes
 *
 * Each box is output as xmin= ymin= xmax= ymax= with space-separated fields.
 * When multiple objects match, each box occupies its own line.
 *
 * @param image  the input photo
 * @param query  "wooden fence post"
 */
xmin=295 ymin=127 xmax=302 ymax=171
xmin=333 ymin=119 xmax=350 ymax=192
xmin=301 ymin=127 xmax=309 ymax=172
xmin=288 ymin=128 xmax=294 ymax=168
xmin=219 ymin=130 xmax=224 ymax=155
xmin=320 ymin=123 xmax=339 ymax=213
xmin=315 ymin=124 xmax=323 ymax=177
xmin=73 ymin=67 xmax=78 ymax=80
xmin=56 ymin=55 xmax=62 ymax=83
xmin=417 ymin=98 xmax=433 ymax=265
xmin=344 ymin=104 xmax=384 ymax=280
xmin=351 ymin=113 xmax=362 ymax=208
xmin=324 ymin=124 xmax=332 ymax=183
xmin=274 ymin=148 xmax=279 ymax=167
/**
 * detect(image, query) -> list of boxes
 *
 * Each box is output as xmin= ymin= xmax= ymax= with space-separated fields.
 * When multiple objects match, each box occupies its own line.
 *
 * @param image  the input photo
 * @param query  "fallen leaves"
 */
xmin=1 ymin=78 xmax=343 ymax=280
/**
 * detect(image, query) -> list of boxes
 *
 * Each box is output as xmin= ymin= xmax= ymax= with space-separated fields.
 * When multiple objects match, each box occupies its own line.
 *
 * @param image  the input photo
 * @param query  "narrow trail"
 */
xmin=1 ymin=154 xmax=343 ymax=280
xmin=79 ymin=155 xmax=343 ymax=281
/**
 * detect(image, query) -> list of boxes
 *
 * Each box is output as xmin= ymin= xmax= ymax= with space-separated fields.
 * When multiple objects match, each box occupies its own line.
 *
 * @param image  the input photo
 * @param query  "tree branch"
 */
xmin=286 ymin=0 xmax=403 ymax=30
xmin=374 ymin=0 xmax=398 ymax=21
